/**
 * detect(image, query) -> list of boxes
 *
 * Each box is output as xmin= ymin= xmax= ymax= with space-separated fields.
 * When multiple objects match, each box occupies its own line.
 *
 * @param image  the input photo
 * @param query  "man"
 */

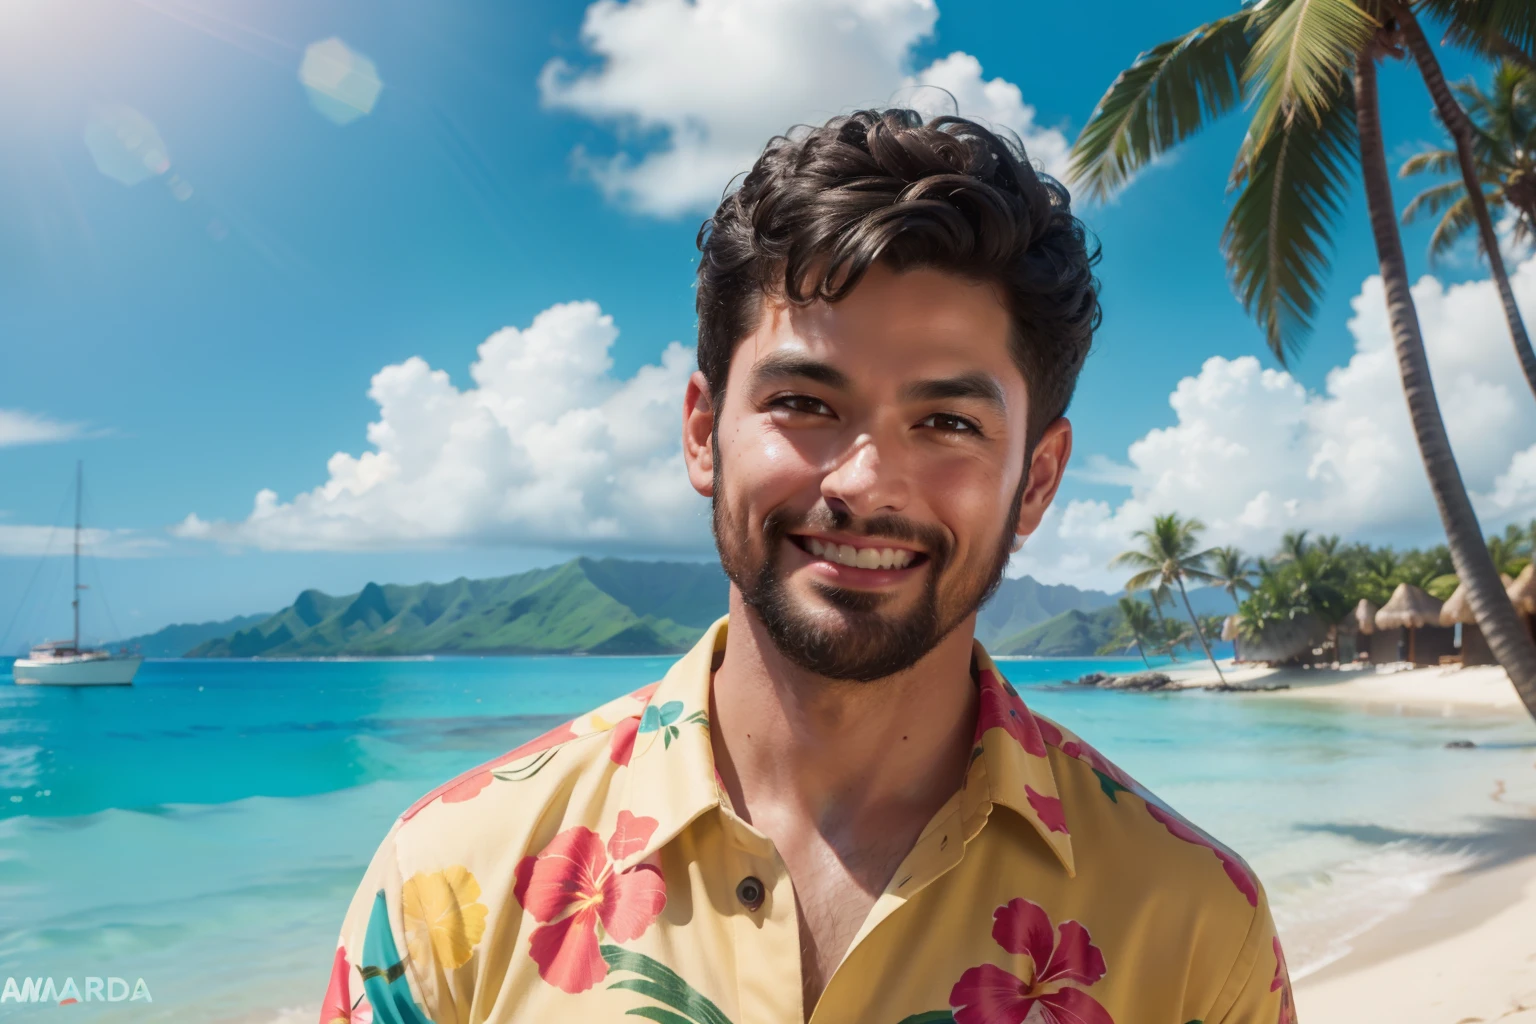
xmin=320 ymin=110 xmax=1293 ymax=1024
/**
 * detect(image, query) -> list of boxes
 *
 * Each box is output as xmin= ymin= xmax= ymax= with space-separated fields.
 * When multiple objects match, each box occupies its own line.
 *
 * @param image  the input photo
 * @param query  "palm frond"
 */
xmin=1121 ymin=568 xmax=1165 ymax=592
xmin=1398 ymin=147 xmax=1459 ymax=178
xmin=1427 ymin=195 xmax=1480 ymax=260
xmin=1401 ymin=179 xmax=1468 ymax=224
xmin=1069 ymin=12 xmax=1253 ymax=202
xmin=1224 ymin=75 xmax=1358 ymax=363
xmin=1419 ymin=0 xmax=1536 ymax=64
xmin=1245 ymin=0 xmax=1376 ymax=151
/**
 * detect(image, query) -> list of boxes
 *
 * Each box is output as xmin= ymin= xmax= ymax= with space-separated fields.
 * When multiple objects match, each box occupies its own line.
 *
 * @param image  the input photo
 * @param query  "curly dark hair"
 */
xmin=695 ymin=108 xmax=1101 ymax=447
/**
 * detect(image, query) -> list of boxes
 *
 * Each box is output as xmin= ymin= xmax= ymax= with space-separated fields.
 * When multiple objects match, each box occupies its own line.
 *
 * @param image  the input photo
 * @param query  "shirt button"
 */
xmin=736 ymin=875 xmax=765 ymax=911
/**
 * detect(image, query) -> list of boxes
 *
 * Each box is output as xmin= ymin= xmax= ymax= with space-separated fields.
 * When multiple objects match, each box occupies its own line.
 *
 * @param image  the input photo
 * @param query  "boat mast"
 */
xmin=73 ymin=460 xmax=81 ymax=652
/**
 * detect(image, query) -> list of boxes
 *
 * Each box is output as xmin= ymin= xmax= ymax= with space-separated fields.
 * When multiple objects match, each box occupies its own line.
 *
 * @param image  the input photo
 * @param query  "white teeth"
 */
xmin=803 ymin=538 xmax=916 ymax=570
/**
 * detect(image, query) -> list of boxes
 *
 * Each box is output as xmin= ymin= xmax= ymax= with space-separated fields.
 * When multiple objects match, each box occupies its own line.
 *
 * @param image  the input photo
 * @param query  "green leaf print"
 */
xmin=361 ymin=890 xmax=435 ymax=1024
xmin=492 ymin=747 xmax=560 ymax=783
xmin=1094 ymin=768 xmax=1130 ymax=802
xmin=600 ymin=945 xmax=734 ymax=1024
xmin=894 ymin=1013 xmax=956 ymax=1024
xmin=639 ymin=701 xmax=685 ymax=733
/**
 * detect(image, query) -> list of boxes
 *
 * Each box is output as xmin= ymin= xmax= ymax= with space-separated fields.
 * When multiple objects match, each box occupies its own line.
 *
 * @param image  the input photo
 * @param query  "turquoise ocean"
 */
xmin=3 ymin=654 xmax=1535 ymax=1021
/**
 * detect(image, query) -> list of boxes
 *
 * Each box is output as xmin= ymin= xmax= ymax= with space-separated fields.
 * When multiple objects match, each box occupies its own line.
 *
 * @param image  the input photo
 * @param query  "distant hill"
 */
xmin=176 ymin=554 xmax=1237 ymax=659
xmin=115 ymin=612 xmax=272 ymax=658
xmin=993 ymin=606 xmax=1123 ymax=657
xmin=187 ymin=557 xmax=729 ymax=658
xmin=975 ymin=576 xmax=1117 ymax=646
xmin=992 ymin=586 xmax=1240 ymax=658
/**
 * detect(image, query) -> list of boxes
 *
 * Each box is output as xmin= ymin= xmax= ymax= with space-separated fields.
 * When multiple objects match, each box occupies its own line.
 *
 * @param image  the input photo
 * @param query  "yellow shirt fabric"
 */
xmin=321 ymin=617 xmax=1294 ymax=1024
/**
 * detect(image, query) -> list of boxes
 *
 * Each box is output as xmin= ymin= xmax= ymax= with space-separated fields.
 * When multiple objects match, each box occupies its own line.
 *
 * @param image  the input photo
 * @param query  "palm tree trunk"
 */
xmin=1175 ymin=576 xmax=1226 ymax=684
xmin=1400 ymin=8 xmax=1536 ymax=402
xmin=1356 ymin=50 xmax=1536 ymax=721
xmin=1132 ymin=630 xmax=1151 ymax=669
xmin=1148 ymin=595 xmax=1179 ymax=660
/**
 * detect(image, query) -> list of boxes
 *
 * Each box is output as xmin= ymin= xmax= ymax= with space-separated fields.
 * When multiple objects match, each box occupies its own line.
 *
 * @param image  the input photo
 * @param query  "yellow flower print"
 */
xmin=401 ymin=865 xmax=489 ymax=971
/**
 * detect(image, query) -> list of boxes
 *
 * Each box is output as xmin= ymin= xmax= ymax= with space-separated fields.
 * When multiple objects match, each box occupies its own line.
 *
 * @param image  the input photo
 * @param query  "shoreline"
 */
xmin=1111 ymin=656 xmax=1536 ymax=1019
xmin=1296 ymin=829 xmax=1536 ymax=1022
xmin=1101 ymin=658 xmax=1530 ymax=715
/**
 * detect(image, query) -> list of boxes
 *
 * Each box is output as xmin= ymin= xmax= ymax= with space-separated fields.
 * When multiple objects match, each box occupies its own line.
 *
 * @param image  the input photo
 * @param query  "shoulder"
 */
xmin=1034 ymin=710 xmax=1262 ymax=912
xmin=390 ymin=680 xmax=662 ymax=856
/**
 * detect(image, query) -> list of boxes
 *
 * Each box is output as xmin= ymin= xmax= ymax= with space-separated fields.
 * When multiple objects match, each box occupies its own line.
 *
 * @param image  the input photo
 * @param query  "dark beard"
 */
xmin=712 ymin=443 xmax=1026 ymax=683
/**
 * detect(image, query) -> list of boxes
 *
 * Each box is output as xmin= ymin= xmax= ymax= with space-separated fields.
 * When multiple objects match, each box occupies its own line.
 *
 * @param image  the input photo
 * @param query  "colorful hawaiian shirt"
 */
xmin=321 ymin=616 xmax=1294 ymax=1024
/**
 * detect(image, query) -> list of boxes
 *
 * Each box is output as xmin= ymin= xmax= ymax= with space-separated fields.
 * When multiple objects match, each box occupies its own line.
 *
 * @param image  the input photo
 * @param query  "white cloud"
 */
xmin=172 ymin=301 xmax=707 ymax=552
xmin=0 ymin=408 xmax=90 ymax=447
xmin=0 ymin=524 xmax=165 ymax=558
xmin=539 ymin=0 xmax=1068 ymax=216
xmin=1012 ymin=257 xmax=1536 ymax=591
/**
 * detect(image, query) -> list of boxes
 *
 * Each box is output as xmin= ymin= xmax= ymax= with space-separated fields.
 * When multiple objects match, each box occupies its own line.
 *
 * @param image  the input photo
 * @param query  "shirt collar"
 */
xmin=967 ymin=646 xmax=1076 ymax=877
xmin=612 ymin=616 xmax=1075 ymax=879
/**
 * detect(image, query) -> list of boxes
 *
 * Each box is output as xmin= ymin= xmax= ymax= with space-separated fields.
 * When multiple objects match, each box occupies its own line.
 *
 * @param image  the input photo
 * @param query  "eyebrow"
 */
xmin=900 ymin=372 xmax=1008 ymax=411
xmin=747 ymin=353 xmax=852 ymax=391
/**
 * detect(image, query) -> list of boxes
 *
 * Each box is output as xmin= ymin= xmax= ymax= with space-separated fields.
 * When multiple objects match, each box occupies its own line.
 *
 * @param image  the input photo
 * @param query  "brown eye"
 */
xmin=772 ymin=395 xmax=833 ymax=417
xmin=920 ymin=413 xmax=980 ymax=434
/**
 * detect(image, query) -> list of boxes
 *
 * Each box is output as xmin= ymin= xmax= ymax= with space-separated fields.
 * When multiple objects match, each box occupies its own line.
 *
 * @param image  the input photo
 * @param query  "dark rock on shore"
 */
xmin=1203 ymin=682 xmax=1291 ymax=693
xmin=1068 ymin=670 xmax=1175 ymax=691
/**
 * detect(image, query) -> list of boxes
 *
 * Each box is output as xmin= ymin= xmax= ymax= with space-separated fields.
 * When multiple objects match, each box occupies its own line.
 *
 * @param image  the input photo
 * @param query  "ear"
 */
xmin=683 ymin=370 xmax=716 ymax=498
xmin=1014 ymin=417 xmax=1073 ymax=538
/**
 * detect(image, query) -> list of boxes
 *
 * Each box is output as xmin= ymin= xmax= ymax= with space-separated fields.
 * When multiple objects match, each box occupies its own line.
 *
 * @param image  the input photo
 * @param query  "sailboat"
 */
xmin=11 ymin=463 xmax=142 ymax=686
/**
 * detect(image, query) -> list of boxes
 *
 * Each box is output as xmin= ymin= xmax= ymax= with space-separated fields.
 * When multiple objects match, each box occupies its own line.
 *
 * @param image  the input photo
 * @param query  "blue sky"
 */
xmin=2 ymin=0 xmax=1531 ymax=646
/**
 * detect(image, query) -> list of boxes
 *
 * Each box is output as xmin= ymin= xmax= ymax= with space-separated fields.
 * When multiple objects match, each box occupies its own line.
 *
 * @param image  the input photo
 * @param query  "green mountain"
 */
xmin=974 ymin=576 xmax=1117 ymax=646
xmin=187 ymin=557 xmax=728 ymax=658
xmin=115 ymin=612 xmax=273 ymax=658
xmin=992 ymin=606 xmax=1123 ymax=657
xmin=178 ymin=556 xmax=1233 ymax=660
xmin=991 ymin=586 xmax=1240 ymax=658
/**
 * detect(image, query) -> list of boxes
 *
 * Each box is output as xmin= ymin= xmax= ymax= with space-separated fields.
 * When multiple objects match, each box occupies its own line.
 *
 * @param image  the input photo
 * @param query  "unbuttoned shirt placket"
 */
xmin=715 ymin=806 xmax=804 ymax=1024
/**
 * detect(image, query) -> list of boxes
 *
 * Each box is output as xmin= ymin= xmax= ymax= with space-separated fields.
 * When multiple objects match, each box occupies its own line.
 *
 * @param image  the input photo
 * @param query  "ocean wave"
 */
xmin=1269 ymin=839 xmax=1477 ymax=978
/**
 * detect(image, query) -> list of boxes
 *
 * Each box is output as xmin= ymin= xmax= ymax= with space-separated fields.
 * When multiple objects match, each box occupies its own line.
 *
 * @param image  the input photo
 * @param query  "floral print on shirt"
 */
xmin=325 ymin=618 xmax=1292 ymax=1024
xmin=513 ymin=811 xmax=668 ymax=994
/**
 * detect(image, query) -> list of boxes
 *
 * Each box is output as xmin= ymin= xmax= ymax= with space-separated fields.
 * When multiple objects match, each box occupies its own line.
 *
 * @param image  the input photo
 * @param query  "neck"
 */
xmin=709 ymin=589 xmax=979 ymax=832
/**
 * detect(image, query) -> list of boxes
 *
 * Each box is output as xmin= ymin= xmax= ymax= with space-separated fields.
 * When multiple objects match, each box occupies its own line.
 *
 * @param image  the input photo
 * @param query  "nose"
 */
xmin=821 ymin=433 xmax=909 ymax=519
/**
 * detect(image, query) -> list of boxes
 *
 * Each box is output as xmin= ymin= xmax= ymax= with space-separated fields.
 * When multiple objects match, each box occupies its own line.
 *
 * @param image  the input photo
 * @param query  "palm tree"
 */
xmin=1209 ymin=546 xmax=1258 ymax=609
xmin=1275 ymin=530 xmax=1312 ymax=563
xmin=1102 ymin=597 xmax=1159 ymax=667
xmin=1112 ymin=513 xmax=1227 ymax=683
xmin=1398 ymin=15 xmax=1536 ymax=402
xmin=1487 ymin=524 xmax=1532 ymax=576
xmin=1069 ymin=1 xmax=1536 ymax=721
xmin=1401 ymin=62 xmax=1536 ymax=258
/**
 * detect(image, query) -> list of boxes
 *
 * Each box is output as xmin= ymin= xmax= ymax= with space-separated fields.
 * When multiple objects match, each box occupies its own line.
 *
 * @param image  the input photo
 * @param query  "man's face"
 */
xmin=684 ymin=264 xmax=1071 ymax=681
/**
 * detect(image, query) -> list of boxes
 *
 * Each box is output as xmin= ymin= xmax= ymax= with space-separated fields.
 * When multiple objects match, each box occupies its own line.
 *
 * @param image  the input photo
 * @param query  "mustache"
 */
xmin=764 ymin=504 xmax=951 ymax=561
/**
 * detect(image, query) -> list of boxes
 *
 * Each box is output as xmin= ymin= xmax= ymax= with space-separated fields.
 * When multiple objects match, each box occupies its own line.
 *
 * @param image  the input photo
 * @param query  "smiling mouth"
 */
xmin=791 ymin=535 xmax=926 ymax=571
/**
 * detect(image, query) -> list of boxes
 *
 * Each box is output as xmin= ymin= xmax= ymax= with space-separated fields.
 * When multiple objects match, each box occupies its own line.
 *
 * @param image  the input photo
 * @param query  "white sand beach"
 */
xmin=1127 ymin=659 xmax=1536 ymax=1020
xmin=1160 ymin=660 xmax=1528 ymax=714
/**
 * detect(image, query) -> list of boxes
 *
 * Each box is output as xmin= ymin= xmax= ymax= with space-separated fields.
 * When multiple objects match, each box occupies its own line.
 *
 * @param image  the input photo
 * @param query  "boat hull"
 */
xmin=12 ymin=656 xmax=142 ymax=686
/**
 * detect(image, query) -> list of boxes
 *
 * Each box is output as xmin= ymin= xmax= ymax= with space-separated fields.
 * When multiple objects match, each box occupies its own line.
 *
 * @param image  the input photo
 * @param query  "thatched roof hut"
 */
xmin=1352 ymin=598 xmax=1379 ymax=635
xmin=1440 ymin=583 xmax=1475 ymax=626
xmin=1221 ymin=615 xmax=1240 ymax=642
xmin=1375 ymin=583 xmax=1444 ymax=630
xmin=1509 ymin=564 xmax=1536 ymax=615
xmin=1439 ymin=574 xmax=1515 ymax=626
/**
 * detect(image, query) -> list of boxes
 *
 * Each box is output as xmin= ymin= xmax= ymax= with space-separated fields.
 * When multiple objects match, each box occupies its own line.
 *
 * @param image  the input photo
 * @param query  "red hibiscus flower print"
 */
xmin=950 ymin=898 xmax=1113 ymax=1024
xmin=513 ymin=811 xmax=668 ymax=994
xmin=1272 ymin=936 xmax=1295 ymax=1024
xmin=320 ymin=946 xmax=373 ymax=1024
xmin=1025 ymin=786 xmax=1068 ymax=834
xmin=609 ymin=715 xmax=641 ymax=766
xmin=975 ymin=670 xmax=1048 ymax=757
xmin=1145 ymin=803 xmax=1258 ymax=907
xmin=402 ymin=720 xmax=578 ymax=820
